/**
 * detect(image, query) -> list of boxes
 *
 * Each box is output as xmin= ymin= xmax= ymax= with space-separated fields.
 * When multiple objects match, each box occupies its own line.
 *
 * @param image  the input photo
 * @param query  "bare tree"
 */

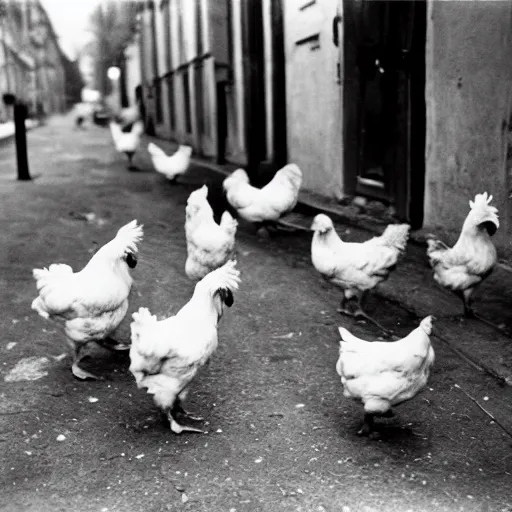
xmin=87 ymin=0 xmax=141 ymax=98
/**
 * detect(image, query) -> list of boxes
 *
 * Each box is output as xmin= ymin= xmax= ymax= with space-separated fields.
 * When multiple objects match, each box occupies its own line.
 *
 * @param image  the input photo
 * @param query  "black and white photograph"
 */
xmin=1 ymin=0 xmax=511 ymax=511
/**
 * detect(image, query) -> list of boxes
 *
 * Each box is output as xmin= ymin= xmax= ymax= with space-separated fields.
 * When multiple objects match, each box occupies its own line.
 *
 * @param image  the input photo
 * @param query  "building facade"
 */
xmin=0 ymin=0 xmax=69 ymax=122
xmin=125 ymin=0 xmax=512 ymax=254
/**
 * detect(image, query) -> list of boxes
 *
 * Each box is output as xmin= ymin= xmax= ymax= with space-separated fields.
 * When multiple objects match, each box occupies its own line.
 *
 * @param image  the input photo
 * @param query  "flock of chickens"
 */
xmin=31 ymin=114 xmax=501 ymax=437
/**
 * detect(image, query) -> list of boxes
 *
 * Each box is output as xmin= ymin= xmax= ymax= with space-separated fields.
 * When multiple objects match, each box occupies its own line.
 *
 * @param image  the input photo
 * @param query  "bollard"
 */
xmin=2 ymin=93 xmax=31 ymax=181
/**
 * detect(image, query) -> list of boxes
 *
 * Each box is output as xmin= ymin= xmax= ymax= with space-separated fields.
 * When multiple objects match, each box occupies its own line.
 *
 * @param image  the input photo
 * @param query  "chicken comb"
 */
xmin=469 ymin=192 xmax=498 ymax=213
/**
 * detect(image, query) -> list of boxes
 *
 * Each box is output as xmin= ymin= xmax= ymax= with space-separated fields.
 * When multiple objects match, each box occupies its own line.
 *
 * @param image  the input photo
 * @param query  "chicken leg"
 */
xmin=167 ymin=395 xmax=205 ymax=434
xmin=172 ymin=396 xmax=204 ymax=422
xmin=337 ymin=293 xmax=394 ymax=338
xmin=357 ymin=413 xmax=375 ymax=437
xmin=461 ymin=288 xmax=475 ymax=318
xmin=167 ymin=409 xmax=205 ymax=434
xmin=458 ymin=288 xmax=509 ymax=334
xmin=357 ymin=410 xmax=394 ymax=439
xmin=100 ymin=336 xmax=131 ymax=351
xmin=71 ymin=343 xmax=100 ymax=380
xmin=125 ymin=151 xmax=135 ymax=170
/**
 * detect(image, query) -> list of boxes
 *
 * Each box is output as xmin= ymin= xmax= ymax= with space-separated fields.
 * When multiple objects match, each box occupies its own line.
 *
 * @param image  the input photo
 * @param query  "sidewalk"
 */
xmin=0 ymin=118 xmax=40 ymax=143
xmin=147 ymin=135 xmax=512 ymax=387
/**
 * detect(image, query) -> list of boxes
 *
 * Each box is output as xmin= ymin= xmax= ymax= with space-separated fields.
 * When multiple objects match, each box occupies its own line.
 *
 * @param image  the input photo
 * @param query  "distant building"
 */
xmin=0 ymin=0 xmax=74 ymax=121
xmin=125 ymin=0 xmax=512 ymax=254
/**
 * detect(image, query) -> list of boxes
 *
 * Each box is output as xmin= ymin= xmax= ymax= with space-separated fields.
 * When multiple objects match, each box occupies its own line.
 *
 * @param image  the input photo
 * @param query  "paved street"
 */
xmin=1 ymin=115 xmax=512 ymax=512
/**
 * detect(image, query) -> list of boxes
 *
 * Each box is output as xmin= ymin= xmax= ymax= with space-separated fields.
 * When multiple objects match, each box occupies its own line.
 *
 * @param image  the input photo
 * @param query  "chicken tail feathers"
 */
xmin=148 ymin=142 xmax=167 ymax=157
xmin=178 ymin=145 xmax=193 ymax=157
xmin=379 ymin=223 xmax=410 ymax=252
xmin=337 ymin=326 xmax=365 ymax=345
xmin=223 ymin=168 xmax=250 ymax=192
xmin=419 ymin=315 xmax=434 ymax=335
xmin=32 ymin=263 xmax=73 ymax=290
xmin=220 ymin=210 xmax=238 ymax=236
xmin=426 ymin=236 xmax=450 ymax=256
xmin=31 ymin=264 xmax=73 ymax=319
xmin=131 ymin=120 xmax=145 ymax=136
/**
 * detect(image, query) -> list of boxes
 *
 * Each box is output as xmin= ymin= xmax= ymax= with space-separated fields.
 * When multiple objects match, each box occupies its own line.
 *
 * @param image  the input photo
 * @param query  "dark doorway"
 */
xmin=240 ymin=0 xmax=287 ymax=185
xmin=135 ymin=85 xmax=145 ymax=125
xmin=343 ymin=0 xmax=426 ymax=228
xmin=270 ymin=0 xmax=287 ymax=171
xmin=241 ymin=0 xmax=267 ymax=182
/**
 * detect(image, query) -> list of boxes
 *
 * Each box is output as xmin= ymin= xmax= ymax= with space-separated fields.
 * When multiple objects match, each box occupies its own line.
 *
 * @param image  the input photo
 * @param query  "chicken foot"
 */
xmin=457 ymin=289 xmax=508 ymax=334
xmin=357 ymin=413 xmax=378 ymax=438
xmin=166 ymin=396 xmax=206 ymax=434
xmin=125 ymin=151 xmax=136 ymax=170
xmin=460 ymin=288 xmax=475 ymax=318
xmin=100 ymin=336 xmax=131 ymax=351
xmin=357 ymin=410 xmax=394 ymax=439
xmin=172 ymin=398 xmax=204 ymax=422
xmin=167 ymin=409 xmax=205 ymax=434
xmin=71 ymin=344 xmax=101 ymax=380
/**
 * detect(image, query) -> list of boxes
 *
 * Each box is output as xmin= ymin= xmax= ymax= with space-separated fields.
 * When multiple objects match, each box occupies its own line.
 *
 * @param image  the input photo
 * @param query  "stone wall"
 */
xmin=424 ymin=0 xmax=512 ymax=253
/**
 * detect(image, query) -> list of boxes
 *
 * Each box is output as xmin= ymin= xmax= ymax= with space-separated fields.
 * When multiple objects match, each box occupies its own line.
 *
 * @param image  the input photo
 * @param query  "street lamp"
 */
xmin=107 ymin=66 xmax=121 ymax=81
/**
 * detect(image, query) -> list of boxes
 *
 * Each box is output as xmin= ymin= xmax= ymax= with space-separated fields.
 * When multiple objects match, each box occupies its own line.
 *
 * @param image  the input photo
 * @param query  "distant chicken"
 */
xmin=311 ymin=214 xmax=410 ymax=334
xmin=336 ymin=316 xmax=435 ymax=437
xmin=185 ymin=185 xmax=238 ymax=281
xmin=129 ymin=260 xmax=241 ymax=434
xmin=110 ymin=119 xmax=144 ymax=169
xmin=117 ymin=100 xmax=141 ymax=130
xmin=426 ymin=192 xmax=499 ymax=319
xmin=148 ymin=142 xmax=192 ymax=182
xmin=31 ymin=220 xmax=144 ymax=380
xmin=222 ymin=164 xmax=302 ymax=232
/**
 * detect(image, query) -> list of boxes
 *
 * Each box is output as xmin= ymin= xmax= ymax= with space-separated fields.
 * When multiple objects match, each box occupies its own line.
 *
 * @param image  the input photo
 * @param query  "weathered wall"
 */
xmin=424 ymin=0 xmax=512 ymax=252
xmin=124 ymin=38 xmax=141 ymax=107
xmin=283 ymin=0 xmax=343 ymax=199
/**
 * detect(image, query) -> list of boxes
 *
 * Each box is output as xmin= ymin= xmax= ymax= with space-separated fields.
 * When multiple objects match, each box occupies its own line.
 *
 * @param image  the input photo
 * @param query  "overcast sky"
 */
xmin=40 ymin=0 xmax=100 ymax=60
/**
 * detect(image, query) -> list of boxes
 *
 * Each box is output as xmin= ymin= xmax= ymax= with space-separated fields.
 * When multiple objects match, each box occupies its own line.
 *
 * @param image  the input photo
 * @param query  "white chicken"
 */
xmin=148 ymin=142 xmax=192 ymax=182
xmin=426 ymin=192 xmax=499 ymax=319
xmin=185 ymin=185 xmax=238 ymax=281
xmin=336 ymin=315 xmax=435 ymax=437
xmin=222 ymin=164 xmax=302 ymax=231
xmin=129 ymin=260 xmax=241 ymax=434
xmin=110 ymin=119 xmax=145 ymax=169
xmin=31 ymin=220 xmax=144 ymax=380
xmin=117 ymin=100 xmax=141 ymax=129
xmin=311 ymin=214 xmax=410 ymax=334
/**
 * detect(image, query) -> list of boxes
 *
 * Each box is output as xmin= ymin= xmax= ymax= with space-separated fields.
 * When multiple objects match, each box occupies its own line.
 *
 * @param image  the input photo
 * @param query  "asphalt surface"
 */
xmin=1 ymin=114 xmax=512 ymax=512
